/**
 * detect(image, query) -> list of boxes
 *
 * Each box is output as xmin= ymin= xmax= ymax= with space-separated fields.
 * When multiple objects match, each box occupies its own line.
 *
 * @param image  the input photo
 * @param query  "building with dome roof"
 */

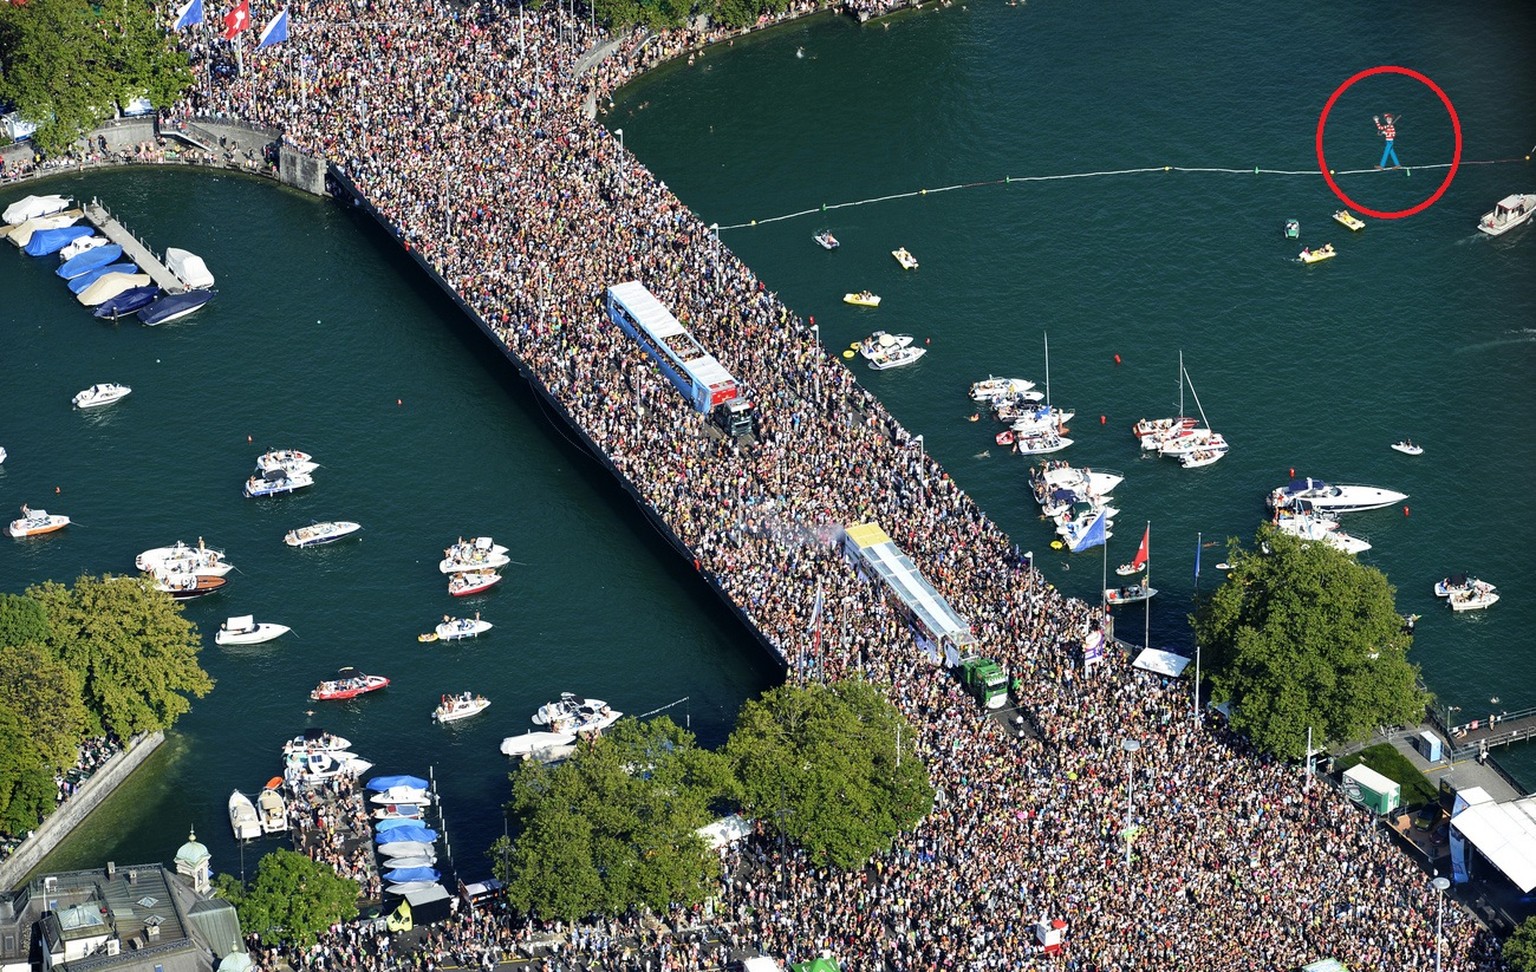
xmin=0 ymin=830 xmax=245 ymax=972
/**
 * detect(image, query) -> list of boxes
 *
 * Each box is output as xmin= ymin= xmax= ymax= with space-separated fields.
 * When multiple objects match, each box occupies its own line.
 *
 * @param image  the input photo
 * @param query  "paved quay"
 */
xmin=170 ymin=1 xmax=1508 ymax=969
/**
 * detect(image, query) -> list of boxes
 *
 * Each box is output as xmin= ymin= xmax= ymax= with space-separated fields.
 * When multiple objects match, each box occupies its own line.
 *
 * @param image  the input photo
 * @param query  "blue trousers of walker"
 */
xmin=1380 ymin=141 xmax=1400 ymax=168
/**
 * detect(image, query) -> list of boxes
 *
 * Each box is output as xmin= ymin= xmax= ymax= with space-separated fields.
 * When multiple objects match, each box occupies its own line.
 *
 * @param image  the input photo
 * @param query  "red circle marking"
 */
xmin=1315 ymin=65 xmax=1462 ymax=220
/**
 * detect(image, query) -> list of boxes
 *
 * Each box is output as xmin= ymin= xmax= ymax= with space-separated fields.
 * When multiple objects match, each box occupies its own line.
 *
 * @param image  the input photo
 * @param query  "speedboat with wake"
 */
xmin=138 ymin=289 xmax=216 ymax=326
xmin=72 ymin=383 xmax=131 ymax=409
xmin=1266 ymin=478 xmax=1406 ymax=514
xmin=214 ymin=615 xmax=291 ymax=645
xmin=284 ymin=521 xmax=361 ymax=547
xmin=6 ymin=506 xmax=69 ymax=538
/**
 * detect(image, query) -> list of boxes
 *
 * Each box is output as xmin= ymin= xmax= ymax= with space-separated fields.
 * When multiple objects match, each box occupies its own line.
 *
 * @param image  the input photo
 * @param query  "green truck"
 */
xmin=957 ymin=655 xmax=1008 ymax=709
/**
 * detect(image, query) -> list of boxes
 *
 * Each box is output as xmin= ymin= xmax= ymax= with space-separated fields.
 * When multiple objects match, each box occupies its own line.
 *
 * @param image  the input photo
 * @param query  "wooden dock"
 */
xmin=81 ymin=198 xmax=185 ymax=294
xmin=1436 ymin=703 xmax=1536 ymax=761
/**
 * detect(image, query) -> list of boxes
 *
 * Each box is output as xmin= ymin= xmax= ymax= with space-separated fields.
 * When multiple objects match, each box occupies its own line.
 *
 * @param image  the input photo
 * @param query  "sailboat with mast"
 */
xmin=1165 ymin=362 xmax=1228 ymax=466
xmin=1010 ymin=332 xmax=1074 ymax=455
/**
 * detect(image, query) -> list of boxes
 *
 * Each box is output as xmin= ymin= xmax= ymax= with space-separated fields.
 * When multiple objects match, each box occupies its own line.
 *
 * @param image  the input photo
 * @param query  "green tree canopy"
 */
xmin=0 ymin=596 xmax=89 ymax=835
xmin=1193 ymin=525 xmax=1427 ymax=758
xmin=0 ymin=593 xmax=50 ymax=647
xmin=724 ymin=679 xmax=933 ymax=870
xmin=0 ymin=0 xmax=192 ymax=155
xmin=492 ymin=716 xmax=734 ymax=922
xmin=29 ymin=575 xmax=213 ymax=738
xmin=1505 ymin=915 xmax=1536 ymax=972
xmin=228 ymin=848 xmax=359 ymax=948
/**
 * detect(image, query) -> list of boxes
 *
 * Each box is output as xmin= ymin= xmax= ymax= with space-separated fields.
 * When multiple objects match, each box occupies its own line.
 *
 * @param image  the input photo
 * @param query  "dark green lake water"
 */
xmin=3 ymin=0 xmax=1535 ymax=878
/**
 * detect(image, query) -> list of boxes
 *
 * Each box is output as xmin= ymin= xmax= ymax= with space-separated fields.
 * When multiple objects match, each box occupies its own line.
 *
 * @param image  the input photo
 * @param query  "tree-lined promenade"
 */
xmin=0 ymin=0 xmax=1515 ymax=967
xmin=159 ymin=1 xmax=1512 ymax=968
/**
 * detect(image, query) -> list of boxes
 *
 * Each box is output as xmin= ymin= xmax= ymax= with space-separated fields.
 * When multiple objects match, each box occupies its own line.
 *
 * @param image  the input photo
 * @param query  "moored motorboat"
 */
xmin=1273 ymin=510 xmax=1371 ymax=554
xmin=151 ymin=572 xmax=228 ymax=600
xmin=1116 ymin=561 xmax=1145 ymax=577
xmin=813 ymin=231 xmax=840 ymax=250
xmin=136 ymin=539 xmax=230 ymax=576
xmin=373 ymin=805 xmax=426 ymax=821
xmin=842 ymin=290 xmax=881 ymax=307
xmin=439 ymin=536 xmax=512 ymax=574
xmin=891 ymin=246 xmax=919 ymax=269
xmin=284 ymin=521 xmax=361 ymax=547
xmin=6 ymin=506 xmax=69 ymax=538
xmin=258 ymin=449 xmax=319 ymax=475
xmin=1391 ymin=440 xmax=1423 ymax=456
xmin=256 ymin=784 xmax=288 ymax=834
xmin=23 ymin=225 xmax=92 ymax=257
xmin=214 ymin=615 xmax=291 ymax=645
xmin=165 ymin=247 xmax=216 ymax=289
xmin=138 ymin=288 xmax=216 ymax=326
xmin=75 ymin=272 xmax=151 ymax=306
xmin=970 ymin=376 xmax=1037 ymax=402
xmin=1284 ymin=218 xmax=1299 ymax=239
xmin=866 ymin=344 xmax=925 ymax=370
xmin=858 ymin=331 xmax=913 ymax=359
xmin=1434 ymin=574 xmax=1494 ymax=598
xmin=245 ymin=468 xmax=315 ymax=498
xmin=1299 ymin=244 xmax=1336 ymax=264
xmin=433 ymin=691 xmax=491 ymax=723
xmin=58 ymin=234 xmax=107 ymax=261
xmin=370 ymin=786 xmax=433 ymax=807
xmin=7 ymin=211 xmax=83 ymax=247
xmin=92 ymin=286 xmax=162 ymax=319
xmin=56 ymin=243 xmax=123 ymax=279
xmin=1010 ymin=429 xmax=1073 ymax=455
xmin=1266 ymin=478 xmax=1407 ymax=513
xmin=67 ymin=263 xmax=140 ymax=295
xmin=229 ymin=790 xmax=262 ymax=841
xmin=3 ymin=193 xmax=71 ymax=225
xmin=1477 ymin=194 xmax=1536 ymax=237
xmin=1009 ymin=405 xmax=1075 ymax=432
xmin=1181 ymin=445 xmax=1228 ymax=468
xmin=1333 ymin=210 xmax=1366 ymax=231
xmin=310 ymin=667 xmax=390 ymax=701
xmin=72 ymin=383 xmax=132 ymax=409
xmin=282 ymin=729 xmax=352 ymax=756
xmin=435 ymin=615 xmax=492 ymax=641
xmin=1104 ymin=584 xmax=1157 ymax=605
xmin=285 ymin=750 xmax=373 ymax=782
xmin=1449 ymin=583 xmax=1499 ymax=612
xmin=449 ymin=571 xmax=502 ymax=596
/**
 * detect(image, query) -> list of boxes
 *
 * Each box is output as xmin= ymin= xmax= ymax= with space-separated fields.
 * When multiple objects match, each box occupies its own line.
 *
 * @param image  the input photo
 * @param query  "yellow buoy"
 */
xmin=842 ymin=350 xmax=855 ymax=358
xmin=1050 ymin=540 xmax=1063 ymax=550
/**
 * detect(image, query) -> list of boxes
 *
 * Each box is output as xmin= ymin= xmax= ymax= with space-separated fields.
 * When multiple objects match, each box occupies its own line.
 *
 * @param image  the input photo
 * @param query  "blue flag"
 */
xmin=1069 ymin=510 xmax=1108 ymax=553
xmin=173 ymin=0 xmax=203 ymax=29
xmin=1194 ymin=532 xmax=1202 ymax=582
xmin=257 ymin=8 xmax=289 ymax=48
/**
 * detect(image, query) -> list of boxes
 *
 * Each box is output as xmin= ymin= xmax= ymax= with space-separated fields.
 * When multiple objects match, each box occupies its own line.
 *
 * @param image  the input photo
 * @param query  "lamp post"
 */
xmin=1432 ymin=875 xmax=1451 ymax=972
xmin=1122 ymin=738 xmax=1141 ymax=871
xmin=614 ymin=127 xmax=625 ymax=179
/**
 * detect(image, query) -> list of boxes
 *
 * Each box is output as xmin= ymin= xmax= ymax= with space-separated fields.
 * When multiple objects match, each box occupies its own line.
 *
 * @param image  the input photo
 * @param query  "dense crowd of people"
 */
xmin=123 ymin=0 xmax=1519 ymax=967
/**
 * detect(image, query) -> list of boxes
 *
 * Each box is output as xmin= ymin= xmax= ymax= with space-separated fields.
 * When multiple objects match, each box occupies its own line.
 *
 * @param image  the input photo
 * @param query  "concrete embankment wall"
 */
xmin=0 ymin=731 xmax=165 ymax=893
xmin=326 ymin=166 xmax=787 ymax=674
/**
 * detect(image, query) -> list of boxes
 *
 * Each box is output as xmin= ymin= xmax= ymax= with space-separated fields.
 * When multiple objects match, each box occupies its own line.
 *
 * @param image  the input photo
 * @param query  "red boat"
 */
xmin=310 ymin=667 xmax=390 ymax=701
xmin=448 ymin=571 xmax=502 ymax=597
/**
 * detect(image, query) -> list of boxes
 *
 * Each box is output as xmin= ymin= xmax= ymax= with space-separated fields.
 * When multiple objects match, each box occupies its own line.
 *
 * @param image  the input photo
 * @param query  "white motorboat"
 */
xmin=1435 ymin=574 xmax=1495 ymax=598
xmin=1477 ymin=193 xmax=1536 ymax=237
xmin=1052 ymin=501 xmax=1119 ymax=528
xmin=813 ymin=231 xmax=840 ymax=250
xmin=1391 ymin=441 xmax=1423 ymax=456
xmin=1008 ymin=405 xmax=1076 ymax=433
xmin=285 ymin=750 xmax=373 ymax=782
xmin=1156 ymin=429 xmax=1217 ymax=457
xmin=0 ymin=446 xmax=6 ymax=465
xmin=245 ymin=469 xmax=315 ymax=498
xmin=373 ymin=805 xmax=426 ymax=821
xmin=284 ymin=521 xmax=361 ymax=547
xmin=385 ymin=881 xmax=441 ymax=896
xmin=282 ymin=729 xmax=352 ymax=756
xmin=514 ymin=695 xmax=624 ymax=758
xmin=1011 ymin=430 xmax=1073 ymax=455
xmin=6 ymin=506 xmax=70 ymax=538
xmin=1181 ymin=445 xmax=1229 ymax=468
xmin=858 ymin=331 xmax=913 ymax=360
xmin=1116 ymin=561 xmax=1145 ymax=577
xmin=58 ymin=235 xmax=107 ymax=261
xmin=214 ymin=615 xmax=291 ymax=646
xmin=990 ymin=393 xmax=1048 ymax=419
xmin=433 ymin=691 xmax=491 ymax=723
xmin=256 ymin=786 xmax=289 ymax=834
xmin=434 ymin=615 xmax=492 ymax=641
xmin=165 ymin=247 xmax=216 ymax=289
xmin=7 ymin=212 xmax=82 ymax=248
xmin=257 ymin=449 xmax=319 ymax=475
xmin=867 ymin=345 xmax=926 ymax=370
xmin=1266 ymin=478 xmax=1407 ymax=514
xmin=1030 ymin=461 xmax=1125 ymax=497
xmin=1449 ymin=583 xmax=1499 ymax=612
xmin=1274 ymin=511 xmax=1371 ymax=555
xmin=229 ymin=790 xmax=262 ymax=841
xmin=970 ymin=376 xmax=1037 ymax=402
xmin=72 ymin=383 xmax=131 ymax=409
xmin=439 ymin=536 xmax=512 ymax=574
xmin=147 ymin=571 xmax=227 ymax=600
xmin=449 ymin=571 xmax=503 ymax=597
xmin=3 ymin=193 xmax=71 ymax=225
xmin=891 ymin=246 xmax=919 ymax=270
xmin=383 ymin=855 xmax=436 ymax=870
xmin=1132 ymin=416 xmax=1197 ymax=442
xmin=500 ymin=731 xmax=583 ymax=762
xmin=136 ymin=540 xmax=231 ymax=576
xmin=379 ymin=841 xmax=438 ymax=860
xmin=1058 ymin=514 xmax=1112 ymax=551
xmin=371 ymin=785 xmax=433 ymax=807
xmin=1104 ymin=584 xmax=1157 ymax=605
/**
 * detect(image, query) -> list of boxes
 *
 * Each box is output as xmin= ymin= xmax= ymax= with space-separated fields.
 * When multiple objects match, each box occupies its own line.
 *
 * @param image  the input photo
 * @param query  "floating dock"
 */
xmin=81 ymin=198 xmax=185 ymax=294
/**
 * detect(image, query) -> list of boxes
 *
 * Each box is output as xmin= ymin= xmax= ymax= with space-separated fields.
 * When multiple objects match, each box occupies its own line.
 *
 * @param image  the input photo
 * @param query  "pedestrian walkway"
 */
xmin=81 ymin=198 xmax=183 ymax=293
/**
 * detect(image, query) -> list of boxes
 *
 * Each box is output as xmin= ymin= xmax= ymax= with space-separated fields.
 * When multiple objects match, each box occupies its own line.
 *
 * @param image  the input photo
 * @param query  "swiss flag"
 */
xmin=221 ymin=0 xmax=251 ymax=39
